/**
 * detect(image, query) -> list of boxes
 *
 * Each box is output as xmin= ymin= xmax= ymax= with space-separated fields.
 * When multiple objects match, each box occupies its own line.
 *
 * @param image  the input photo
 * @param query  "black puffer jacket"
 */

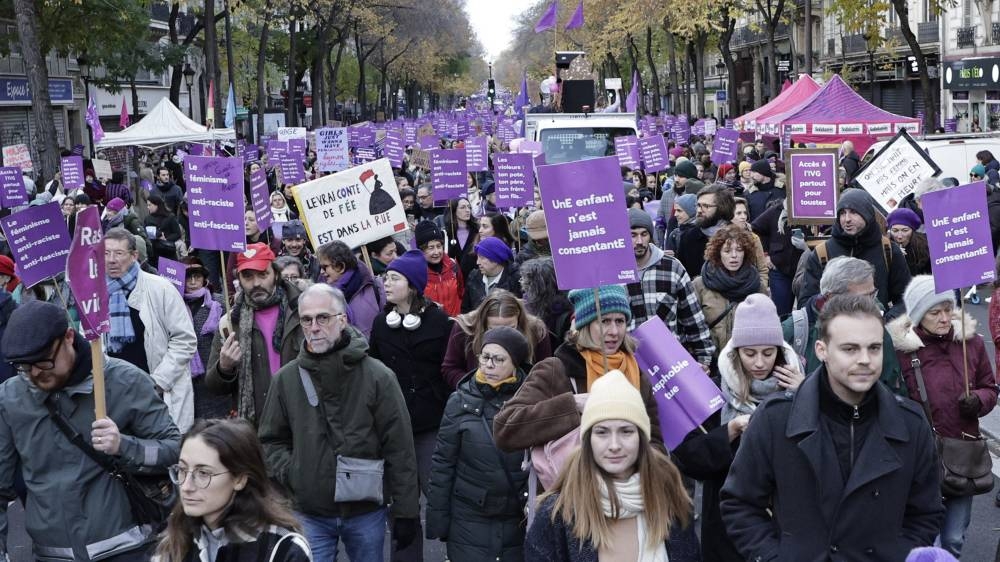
xmin=425 ymin=369 xmax=529 ymax=562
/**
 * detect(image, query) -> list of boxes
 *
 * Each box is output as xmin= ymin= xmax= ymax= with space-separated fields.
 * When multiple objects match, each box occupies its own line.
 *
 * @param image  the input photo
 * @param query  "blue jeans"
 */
xmin=936 ymin=494 xmax=973 ymax=556
xmin=300 ymin=507 xmax=387 ymax=561
xmin=769 ymin=268 xmax=794 ymax=317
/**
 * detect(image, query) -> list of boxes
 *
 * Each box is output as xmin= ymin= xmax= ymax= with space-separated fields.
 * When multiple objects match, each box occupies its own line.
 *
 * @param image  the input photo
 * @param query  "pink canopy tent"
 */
xmin=757 ymin=74 xmax=920 ymax=154
xmin=734 ymin=75 xmax=820 ymax=132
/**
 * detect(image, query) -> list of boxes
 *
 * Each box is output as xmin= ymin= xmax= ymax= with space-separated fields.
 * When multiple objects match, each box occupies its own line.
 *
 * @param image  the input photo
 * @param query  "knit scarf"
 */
xmin=231 ymin=285 xmax=286 ymax=423
xmin=106 ymin=262 xmax=139 ymax=353
xmin=184 ymin=288 xmax=223 ymax=376
xmin=721 ymin=373 xmax=781 ymax=423
xmin=699 ymin=261 xmax=761 ymax=302
xmin=474 ymin=368 xmax=518 ymax=389
xmin=598 ymin=474 xmax=668 ymax=562
xmin=581 ymin=349 xmax=642 ymax=391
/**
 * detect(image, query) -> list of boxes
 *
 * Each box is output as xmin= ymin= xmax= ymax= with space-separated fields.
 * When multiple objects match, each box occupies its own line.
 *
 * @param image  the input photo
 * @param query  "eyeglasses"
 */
xmin=479 ymin=352 xmax=508 ymax=367
xmin=696 ymin=203 xmax=718 ymax=210
xmin=105 ymin=250 xmax=133 ymax=260
xmin=15 ymin=337 xmax=63 ymax=374
xmin=168 ymin=465 xmax=230 ymax=489
xmin=300 ymin=313 xmax=344 ymax=327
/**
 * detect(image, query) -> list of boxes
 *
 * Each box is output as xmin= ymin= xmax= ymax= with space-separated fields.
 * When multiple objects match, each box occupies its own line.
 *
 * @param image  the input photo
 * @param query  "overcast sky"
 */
xmin=464 ymin=0 xmax=537 ymax=62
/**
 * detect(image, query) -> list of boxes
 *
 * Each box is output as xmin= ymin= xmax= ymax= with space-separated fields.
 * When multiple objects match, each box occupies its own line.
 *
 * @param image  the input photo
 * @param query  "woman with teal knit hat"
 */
xmin=494 ymin=284 xmax=666 ymax=451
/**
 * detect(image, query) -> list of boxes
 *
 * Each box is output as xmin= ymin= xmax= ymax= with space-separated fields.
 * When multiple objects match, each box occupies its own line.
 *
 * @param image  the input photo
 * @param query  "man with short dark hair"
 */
xmin=747 ymin=159 xmax=785 ymax=222
xmin=721 ymin=293 xmax=943 ymax=561
xmin=153 ymin=166 xmax=184 ymax=214
xmin=674 ymin=184 xmax=734 ymax=277
xmin=279 ymin=220 xmax=320 ymax=281
xmin=673 ymin=160 xmax=704 ymax=195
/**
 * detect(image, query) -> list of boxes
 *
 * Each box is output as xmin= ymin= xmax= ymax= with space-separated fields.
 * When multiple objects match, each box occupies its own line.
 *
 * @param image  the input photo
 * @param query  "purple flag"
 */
xmin=431 ymin=149 xmax=468 ymax=206
xmin=157 ymin=258 xmax=187 ymax=296
xmin=185 ymin=156 xmax=247 ymax=252
xmin=494 ymin=153 xmax=534 ymax=208
xmin=565 ymin=0 xmax=584 ymax=29
xmin=515 ymin=72 xmax=529 ymax=122
xmin=626 ymin=70 xmax=639 ymax=113
xmin=534 ymin=1 xmax=558 ymax=32
xmin=0 ymin=203 xmax=71 ymax=288
xmin=249 ymin=167 xmax=273 ymax=233
xmin=633 ymin=318 xmax=725 ymax=450
xmin=535 ymin=156 xmax=638 ymax=289
xmin=924 ymin=181 xmax=997 ymax=292
xmin=86 ymin=96 xmax=104 ymax=144
xmin=65 ymin=206 xmax=110 ymax=340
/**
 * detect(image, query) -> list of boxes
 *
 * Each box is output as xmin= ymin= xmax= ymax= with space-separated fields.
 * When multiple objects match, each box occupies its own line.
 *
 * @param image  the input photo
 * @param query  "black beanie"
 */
xmin=482 ymin=326 xmax=530 ymax=367
xmin=414 ymin=220 xmax=445 ymax=248
xmin=750 ymin=159 xmax=775 ymax=180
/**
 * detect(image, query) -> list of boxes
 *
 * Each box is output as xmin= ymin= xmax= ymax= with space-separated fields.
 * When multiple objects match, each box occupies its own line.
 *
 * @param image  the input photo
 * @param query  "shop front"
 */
xmin=942 ymin=57 xmax=1000 ymax=132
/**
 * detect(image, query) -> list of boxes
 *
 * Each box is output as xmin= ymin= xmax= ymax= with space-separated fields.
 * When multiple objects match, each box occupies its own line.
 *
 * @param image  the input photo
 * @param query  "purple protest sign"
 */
xmin=65 ymin=206 xmax=109 ymax=340
xmin=278 ymin=155 xmax=306 ymax=185
xmin=61 ymin=156 xmax=85 ymax=190
xmin=185 ymin=156 xmax=246 ymax=252
xmin=465 ymin=136 xmax=488 ymax=172
xmin=633 ymin=318 xmax=725 ymax=449
xmin=670 ymin=119 xmax=691 ymax=144
xmin=249 ymin=167 xmax=273 ymax=232
xmin=924 ymin=181 xmax=996 ymax=292
xmin=384 ymin=129 xmax=406 ymax=168
xmin=944 ymin=118 xmax=958 ymax=133
xmin=418 ymin=135 xmax=440 ymax=150
xmin=638 ymin=136 xmax=669 ymax=173
xmin=403 ymin=122 xmax=418 ymax=145
xmin=497 ymin=122 xmax=517 ymax=143
xmin=0 ymin=167 xmax=26 ymax=208
xmin=266 ymin=139 xmax=288 ymax=160
xmin=614 ymin=136 xmax=641 ymax=170
xmin=494 ymin=153 xmax=534 ymax=207
xmin=431 ymin=149 xmax=468 ymax=205
xmin=157 ymin=257 xmax=187 ymax=296
xmin=786 ymin=150 xmax=838 ymax=222
xmin=316 ymin=128 xmax=350 ymax=172
xmin=710 ymin=128 xmax=741 ymax=165
xmin=242 ymin=144 xmax=259 ymax=164
xmin=288 ymin=138 xmax=307 ymax=155
xmin=536 ymin=156 xmax=638 ymax=290
xmin=455 ymin=120 xmax=470 ymax=141
xmin=0 ymin=203 xmax=71 ymax=288
xmin=140 ymin=179 xmax=153 ymax=192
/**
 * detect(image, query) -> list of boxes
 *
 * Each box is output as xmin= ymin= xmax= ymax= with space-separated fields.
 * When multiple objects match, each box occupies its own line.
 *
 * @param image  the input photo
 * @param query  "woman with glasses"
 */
xmin=426 ymin=327 xmax=531 ymax=561
xmin=152 ymin=419 xmax=311 ymax=562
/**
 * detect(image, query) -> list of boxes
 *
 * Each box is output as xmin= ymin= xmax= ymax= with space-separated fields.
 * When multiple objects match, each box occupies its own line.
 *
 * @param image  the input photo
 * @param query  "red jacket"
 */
xmin=425 ymin=255 xmax=464 ymax=317
xmin=889 ymin=313 xmax=998 ymax=439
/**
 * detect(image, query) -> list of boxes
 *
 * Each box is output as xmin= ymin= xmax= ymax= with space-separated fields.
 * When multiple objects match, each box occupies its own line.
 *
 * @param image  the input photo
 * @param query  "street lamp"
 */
xmin=183 ymin=63 xmax=196 ymax=119
xmin=716 ymin=60 xmax=727 ymax=122
xmin=77 ymin=52 xmax=94 ymax=158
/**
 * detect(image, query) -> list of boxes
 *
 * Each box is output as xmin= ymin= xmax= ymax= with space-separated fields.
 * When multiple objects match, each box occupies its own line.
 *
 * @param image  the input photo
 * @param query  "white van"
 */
xmin=862 ymin=134 xmax=1000 ymax=182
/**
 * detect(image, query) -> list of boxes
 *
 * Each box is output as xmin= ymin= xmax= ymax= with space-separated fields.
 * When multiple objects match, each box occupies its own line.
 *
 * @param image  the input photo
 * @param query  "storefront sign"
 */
xmin=0 ymin=77 xmax=73 ymax=105
xmin=943 ymin=58 xmax=1000 ymax=90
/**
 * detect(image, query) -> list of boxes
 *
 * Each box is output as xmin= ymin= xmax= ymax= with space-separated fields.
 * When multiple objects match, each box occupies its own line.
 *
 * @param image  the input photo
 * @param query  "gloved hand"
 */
xmin=393 ymin=517 xmax=419 ymax=551
xmin=958 ymin=394 xmax=982 ymax=418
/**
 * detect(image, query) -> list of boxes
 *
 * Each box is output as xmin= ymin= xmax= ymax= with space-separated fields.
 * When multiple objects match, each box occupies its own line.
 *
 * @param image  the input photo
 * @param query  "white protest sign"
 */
xmin=277 ymin=127 xmax=307 ymax=141
xmin=315 ymin=128 xmax=350 ymax=172
xmin=2 ymin=144 xmax=32 ymax=171
xmin=292 ymin=158 xmax=407 ymax=250
xmin=853 ymin=129 xmax=941 ymax=213
xmin=92 ymin=159 xmax=113 ymax=180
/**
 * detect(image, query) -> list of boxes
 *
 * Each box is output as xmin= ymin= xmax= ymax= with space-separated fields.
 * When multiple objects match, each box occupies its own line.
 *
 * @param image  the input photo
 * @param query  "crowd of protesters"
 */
xmin=0 ymin=109 xmax=996 ymax=562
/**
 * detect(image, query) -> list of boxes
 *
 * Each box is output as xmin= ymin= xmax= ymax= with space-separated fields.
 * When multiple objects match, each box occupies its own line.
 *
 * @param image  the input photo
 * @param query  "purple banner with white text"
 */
xmin=0 ymin=203 xmax=71 ymax=287
xmin=185 ymin=156 xmax=247 ymax=252
xmin=65 ymin=206 xmax=109 ymax=340
xmin=924 ymin=181 xmax=996 ymax=292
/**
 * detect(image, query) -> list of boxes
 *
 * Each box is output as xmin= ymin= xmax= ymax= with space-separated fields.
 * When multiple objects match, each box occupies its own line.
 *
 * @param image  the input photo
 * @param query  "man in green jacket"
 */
xmin=258 ymin=283 xmax=419 ymax=560
xmin=782 ymin=256 xmax=905 ymax=394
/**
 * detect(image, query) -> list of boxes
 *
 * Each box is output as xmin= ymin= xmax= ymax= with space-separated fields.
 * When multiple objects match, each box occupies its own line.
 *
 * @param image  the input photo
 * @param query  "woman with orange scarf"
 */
xmin=494 ymin=285 xmax=665 ymax=451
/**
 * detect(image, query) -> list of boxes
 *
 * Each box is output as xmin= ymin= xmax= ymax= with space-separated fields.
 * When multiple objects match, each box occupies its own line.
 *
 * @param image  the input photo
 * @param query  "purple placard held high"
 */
xmin=288 ymin=138 xmax=307 ymax=155
xmin=418 ymin=135 xmax=440 ymax=150
xmin=0 ymin=167 xmax=27 ymax=208
xmin=536 ymin=156 xmax=638 ymax=289
xmin=923 ymin=181 xmax=996 ymax=292
xmin=61 ymin=156 xmax=85 ymax=190
xmin=65 ymin=206 xmax=109 ymax=340
xmin=465 ymin=136 xmax=488 ymax=172
xmin=384 ymin=129 xmax=406 ymax=168
xmin=249 ymin=167 xmax=273 ymax=232
xmin=497 ymin=122 xmax=517 ymax=143
xmin=493 ymin=153 xmax=534 ymax=207
xmin=787 ymin=151 xmax=838 ymax=221
xmin=614 ymin=136 xmax=641 ymax=170
xmin=639 ymin=136 xmax=669 ymax=173
xmin=266 ymin=140 xmax=288 ymax=160
xmin=710 ymin=128 xmax=741 ymax=165
xmin=670 ymin=119 xmax=691 ymax=144
xmin=431 ymin=149 xmax=468 ymax=205
xmin=157 ymin=257 xmax=187 ymax=296
xmin=278 ymin=155 xmax=306 ymax=185
xmin=0 ymin=203 xmax=71 ymax=287
xmin=633 ymin=317 xmax=725 ymax=450
xmin=403 ymin=122 xmax=418 ymax=145
xmin=185 ymin=156 xmax=247 ymax=252
xmin=242 ymin=143 xmax=260 ymax=164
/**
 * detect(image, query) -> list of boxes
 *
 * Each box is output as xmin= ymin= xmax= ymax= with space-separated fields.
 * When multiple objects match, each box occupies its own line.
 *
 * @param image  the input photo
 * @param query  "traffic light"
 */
xmin=487 ymin=79 xmax=496 ymax=105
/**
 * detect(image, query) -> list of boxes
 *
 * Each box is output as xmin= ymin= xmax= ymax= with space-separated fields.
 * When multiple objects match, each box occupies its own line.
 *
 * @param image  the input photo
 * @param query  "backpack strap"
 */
xmin=791 ymin=308 xmax=809 ymax=359
xmin=881 ymin=235 xmax=893 ymax=269
xmin=815 ymin=240 xmax=829 ymax=267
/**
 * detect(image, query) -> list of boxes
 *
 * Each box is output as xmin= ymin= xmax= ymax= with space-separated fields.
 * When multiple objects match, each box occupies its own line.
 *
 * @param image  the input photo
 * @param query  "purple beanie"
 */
xmin=475 ymin=236 xmax=514 ymax=264
xmin=106 ymin=197 xmax=126 ymax=213
xmin=887 ymin=207 xmax=922 ymax=231
xmin=386 ymin=250 xmax=428 ymax=294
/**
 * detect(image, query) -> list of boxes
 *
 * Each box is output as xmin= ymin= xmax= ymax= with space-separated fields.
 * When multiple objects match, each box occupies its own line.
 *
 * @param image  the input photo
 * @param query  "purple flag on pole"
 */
xmin=923 ymin=181 xmax=997 ymax=292
xmin=185 ymin=156 xmax=247 ymax=252
xmin=65 ymin=206 xmax=110 ymax=340
xmin=535 ymin=156 xmax=638 ymax=290
xmin=565 ymin=0 xmax=584 ymax=29
xmin=119 ymin=96 xmax=130 ymax=129
xmin=0 ymin=203 xmax=71 ymax=288
xmin=86 ymin=96 xmax=104 ymax=144
xmin=534 ymin=2 xmax=558 ymax=32
xmin=625 ymin=70 xmax=639 ymax=113
xmin=633 ymin=318 xmax=725 ymax=450
xmin=515 ymin=72 xmax=529 ymax=120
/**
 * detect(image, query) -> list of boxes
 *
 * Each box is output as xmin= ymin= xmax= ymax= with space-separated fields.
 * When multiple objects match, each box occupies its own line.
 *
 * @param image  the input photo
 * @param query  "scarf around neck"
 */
xmin=105 ymin=262 xmax=140 ymax=353
xmin=184 ymin=288 xmax=224 ymax=376
xmin=231 ymin=285 xmax=287 ymax=422
xmin=580 ymin=348 xmax=642 ymax=391
xmin=699 ymin=261 xmax=761 ymax=302
xmin=598 ymin=474 xmax=668 ymax=562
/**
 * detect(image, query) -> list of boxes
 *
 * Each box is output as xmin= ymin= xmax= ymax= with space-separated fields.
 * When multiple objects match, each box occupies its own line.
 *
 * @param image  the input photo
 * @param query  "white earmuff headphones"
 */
xmin=385 ymin=308 xmax=422 ymax=330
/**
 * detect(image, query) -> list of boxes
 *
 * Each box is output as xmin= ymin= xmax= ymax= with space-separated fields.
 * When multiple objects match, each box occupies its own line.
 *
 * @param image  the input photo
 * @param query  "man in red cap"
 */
xmin=206 ymin=242 xmax=304 ymax=426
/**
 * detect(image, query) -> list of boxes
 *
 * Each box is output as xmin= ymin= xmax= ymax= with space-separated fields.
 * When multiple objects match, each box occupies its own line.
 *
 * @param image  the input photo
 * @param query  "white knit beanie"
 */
xmin=580 ymin=370 xmax=651 ymax=440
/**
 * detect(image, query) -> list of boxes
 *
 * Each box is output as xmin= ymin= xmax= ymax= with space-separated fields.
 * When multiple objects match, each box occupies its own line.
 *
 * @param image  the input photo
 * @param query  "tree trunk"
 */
xmin=311 ymin=23 xmax=331 ymax=129
xmin=168 ymin=3 xmax=204 ymax=109
xmin=327 ymin=33 xmax=346 ymax=123
xmin=893 ymin=0 xmax=936 ymax=130
xmin=695 ymin=30 xmax=707 ymax=117
xmin=355 ymin=28 xmax=367 ymax=121
xmin=627 ymin=35 xmax=643 ymax=115
xmin=204 ymin=0 xmax=221 ymax=126
xmin=645 ymin=26 xmax=661 ymax=114
xmin=255 ymin=0 xmax=273 ymax=143
xmin=719 ymin=15 xmax=738 ymax=118
xmin=666 ymin=28 xmax=680 ymax=114
xmin=130 ymin=78 xmax=139 ymax=123
xmin=765 ymin=29 xmax=778 ymax=99
xmin=13 ymin=0 xmax=59 ymax=180
xmin=286 ymin=15 xmax=298 ymax=127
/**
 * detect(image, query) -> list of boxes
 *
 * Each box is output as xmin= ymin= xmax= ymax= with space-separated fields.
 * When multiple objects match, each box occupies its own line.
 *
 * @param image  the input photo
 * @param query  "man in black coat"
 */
xmin=675 ymin=184 xmax=734 ymax=278
xmin=747 ymin=159 xmax=785 ymax=222
xmin=840 ymin=140 xmax=861 ymax=186
xmin=720 ymin=294 xmax=943 ymax=561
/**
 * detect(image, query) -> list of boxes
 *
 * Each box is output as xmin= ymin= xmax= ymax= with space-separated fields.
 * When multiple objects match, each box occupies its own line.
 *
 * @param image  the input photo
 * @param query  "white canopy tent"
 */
xmin=95 ymin=98 xmax=236 ymax=149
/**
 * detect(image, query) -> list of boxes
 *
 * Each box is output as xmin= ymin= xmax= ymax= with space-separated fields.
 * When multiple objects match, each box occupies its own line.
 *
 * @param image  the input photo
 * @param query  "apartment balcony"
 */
xmin=842 ymin=34 xmax=868 ymax=53
xmin=957 ymin=25 xmax=977 ymax=48
xmin=730 ymin=22 xmax=790 ymax=49
xmin=918 ymin=21 xmax=939 ymax=43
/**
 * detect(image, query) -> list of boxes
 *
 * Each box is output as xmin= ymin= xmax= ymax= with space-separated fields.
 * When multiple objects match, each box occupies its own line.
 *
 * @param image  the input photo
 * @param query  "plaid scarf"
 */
xmin=105 ymin=262 xmax=139 ymax=353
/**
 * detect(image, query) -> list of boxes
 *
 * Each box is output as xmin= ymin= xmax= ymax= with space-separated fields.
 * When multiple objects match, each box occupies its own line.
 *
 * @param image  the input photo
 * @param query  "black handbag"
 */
xmin=45 ymin=399 xmax=176 ymax=528
xmin=910 ymin=354 xmax=995 ymax=497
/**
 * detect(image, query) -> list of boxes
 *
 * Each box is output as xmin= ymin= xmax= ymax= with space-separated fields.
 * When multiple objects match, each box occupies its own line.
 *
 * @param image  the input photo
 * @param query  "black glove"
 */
xmin=958 ymin=394 xmax=982 ymax=418
xmin=393 ymin=517 xmax=419 ymax=551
